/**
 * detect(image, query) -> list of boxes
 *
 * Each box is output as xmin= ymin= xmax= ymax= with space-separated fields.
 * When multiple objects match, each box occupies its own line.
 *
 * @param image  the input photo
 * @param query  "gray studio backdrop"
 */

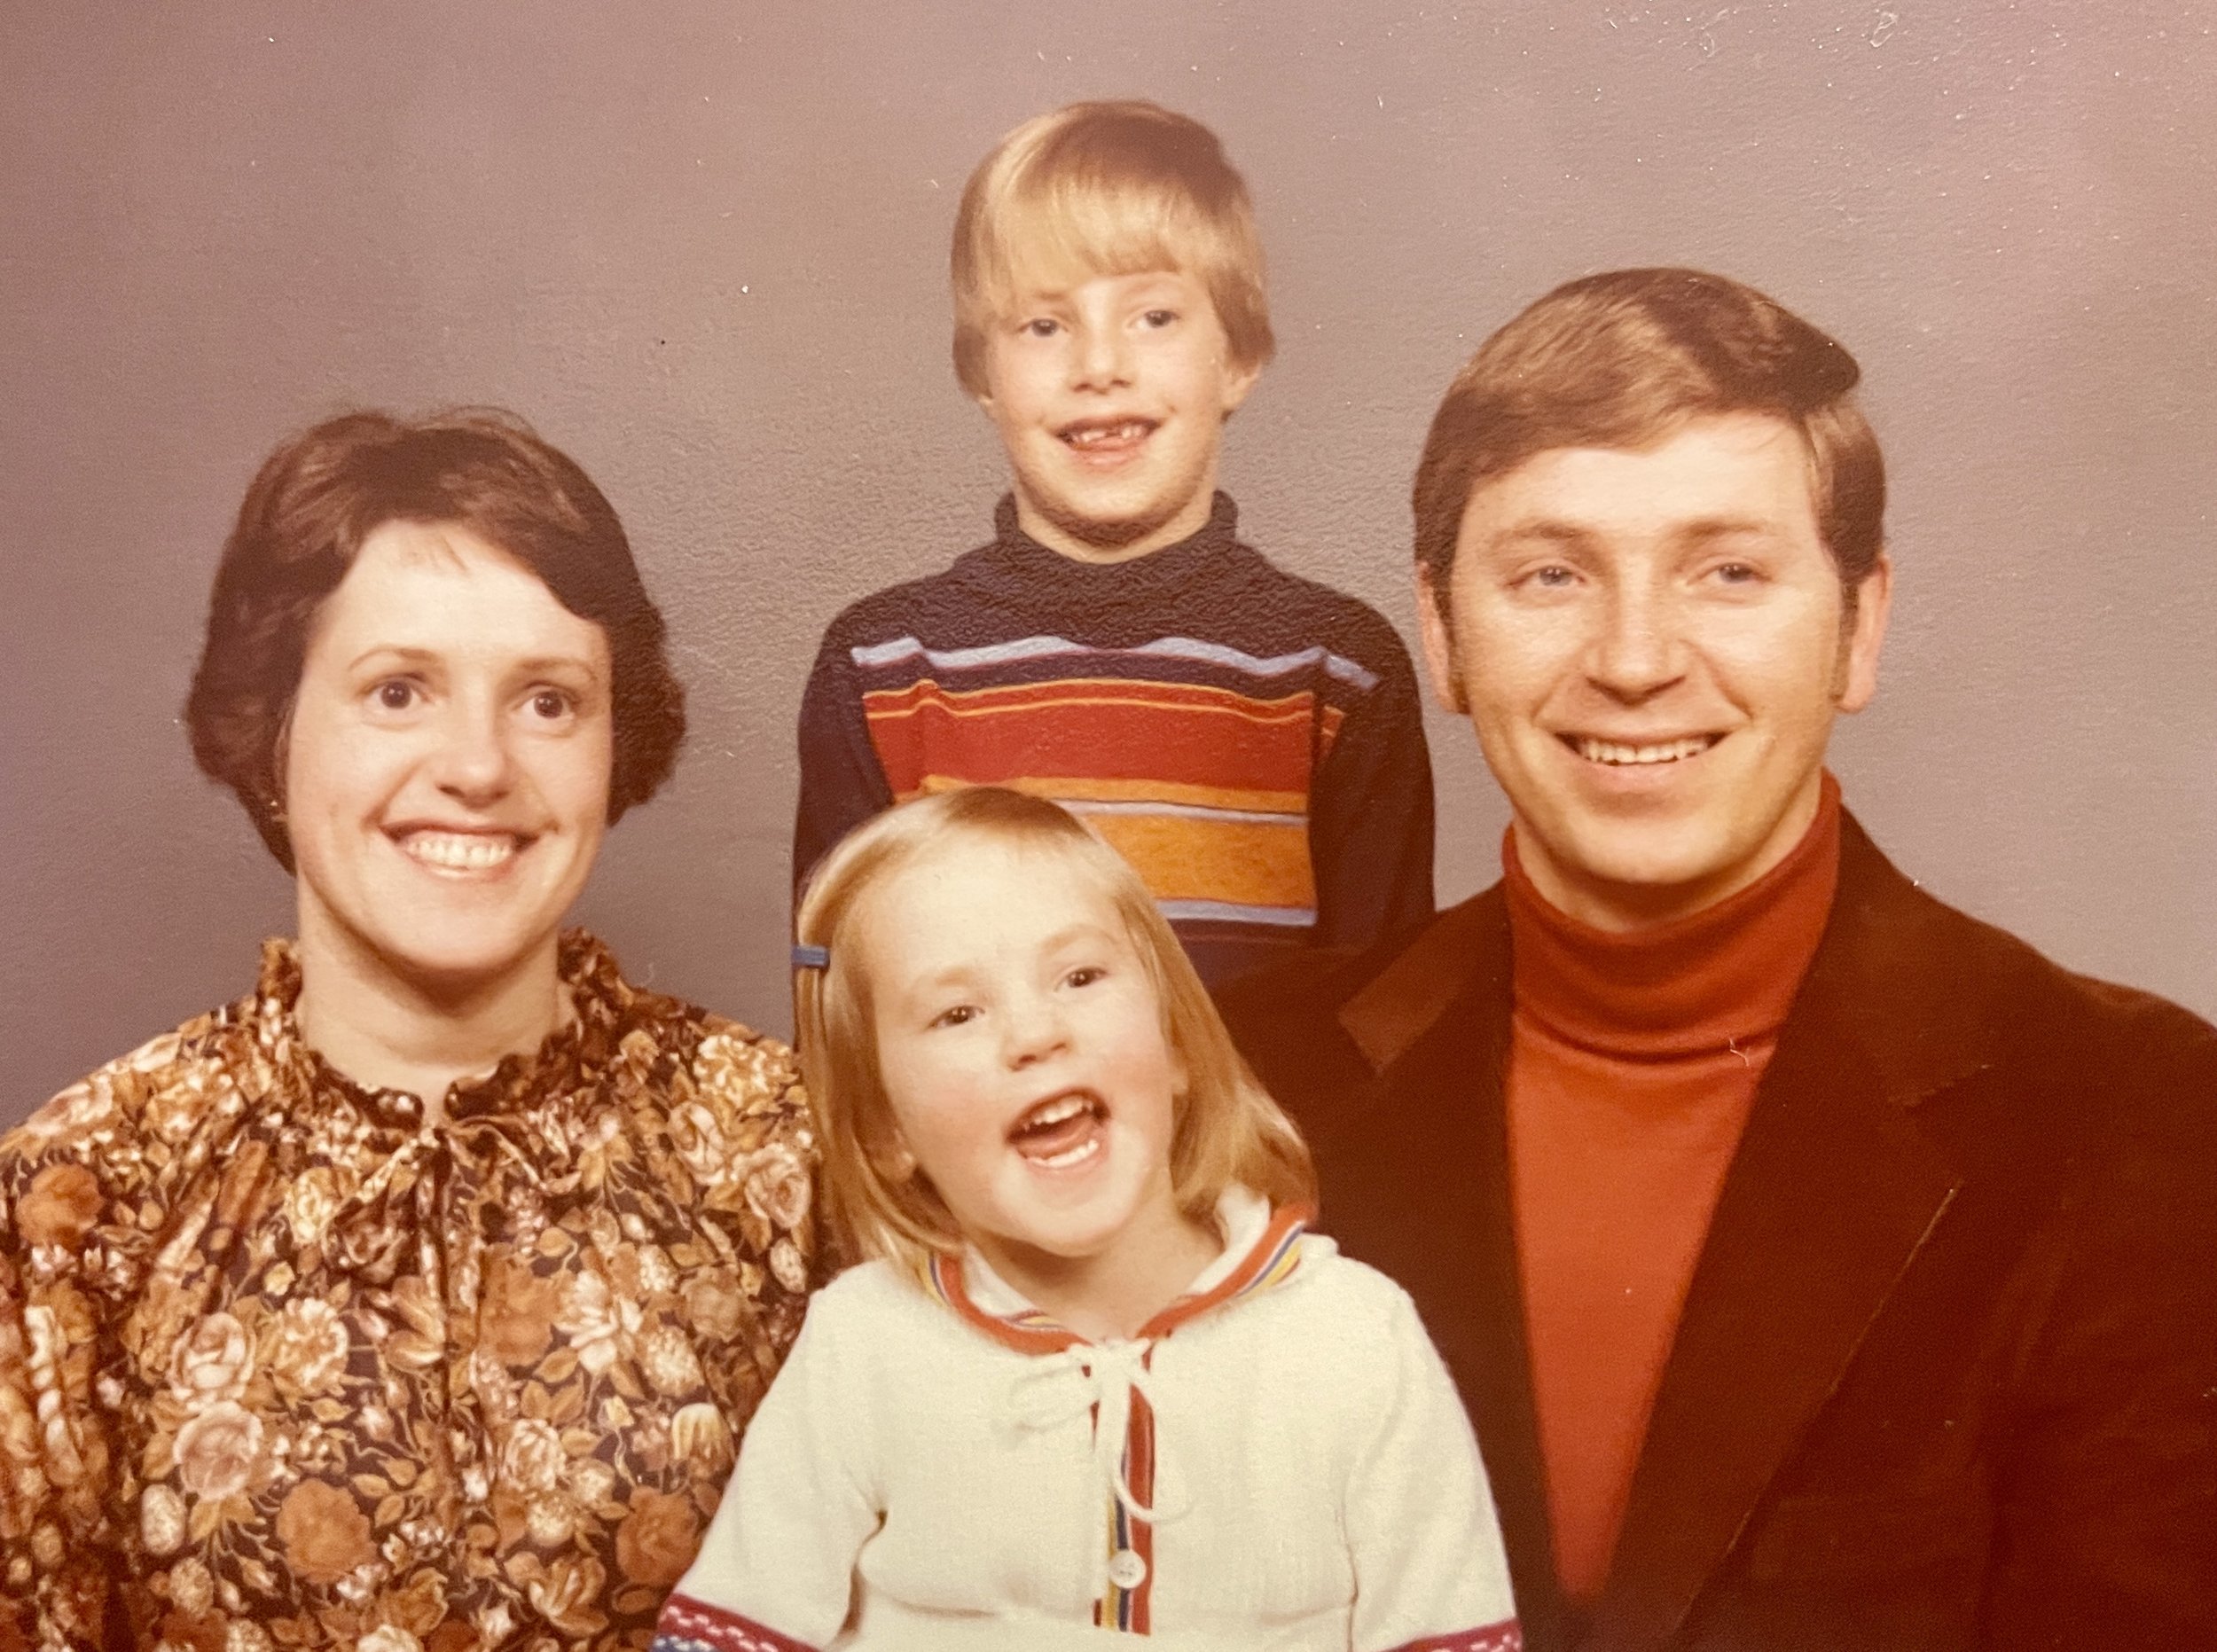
xmin=4 ymin=3 xmax=2213 ymax=1120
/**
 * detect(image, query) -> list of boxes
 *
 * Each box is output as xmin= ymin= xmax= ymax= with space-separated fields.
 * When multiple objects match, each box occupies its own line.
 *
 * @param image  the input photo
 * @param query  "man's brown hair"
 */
xmin=950 ymin=100 xmax=1275 ymax=399
xmin=185 ymin=408 xmax=685 ymax=869
xmin=1414 ymin=268 xmax=1884 ymax=604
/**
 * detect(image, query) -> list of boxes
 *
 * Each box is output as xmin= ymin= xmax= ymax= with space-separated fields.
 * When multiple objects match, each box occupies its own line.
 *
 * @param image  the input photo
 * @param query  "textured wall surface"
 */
xmin=4 ymin=2 xmax=2213 ymax=1120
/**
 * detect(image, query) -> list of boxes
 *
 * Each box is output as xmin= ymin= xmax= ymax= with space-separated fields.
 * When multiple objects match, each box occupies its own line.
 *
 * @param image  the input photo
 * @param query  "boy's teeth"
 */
xmin=1064 ymin=421 xmax=1148 ymax=447
xmin=403 ymin=833 xmax=518 ymax=870
xmin=1574 ymin=736 xmax=1717 ymax=766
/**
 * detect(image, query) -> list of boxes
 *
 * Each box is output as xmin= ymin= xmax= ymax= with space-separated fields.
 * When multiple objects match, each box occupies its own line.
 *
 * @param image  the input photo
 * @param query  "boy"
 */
xmin=794 ymin=100 xmax=1434 ymax=984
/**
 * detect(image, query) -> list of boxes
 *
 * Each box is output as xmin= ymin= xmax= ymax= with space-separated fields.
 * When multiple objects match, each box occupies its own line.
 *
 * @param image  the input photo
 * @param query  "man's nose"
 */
xmin=1586 ymin=581 xmax=1687 ymax=702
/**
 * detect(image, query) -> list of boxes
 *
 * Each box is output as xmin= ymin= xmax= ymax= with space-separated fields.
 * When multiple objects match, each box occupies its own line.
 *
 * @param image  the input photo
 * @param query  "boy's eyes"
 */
xmin=928 ymin=1004 xmax=980 ymax=1030
xmin=1019 ymin=317 xmax=1062 ymax=339
xmin=1138 ymin=308 xmax=1178 ymax=329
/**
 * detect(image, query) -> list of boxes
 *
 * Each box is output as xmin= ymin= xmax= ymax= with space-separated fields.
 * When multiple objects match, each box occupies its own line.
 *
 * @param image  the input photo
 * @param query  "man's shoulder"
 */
xmin=1833 ymin=816 xmax=2214 ymax=1061
xmin=1825 ymin=816 xmax=2216 ymax=1165
xmin=1217 ymin=893 xmax=1505 ymax=1104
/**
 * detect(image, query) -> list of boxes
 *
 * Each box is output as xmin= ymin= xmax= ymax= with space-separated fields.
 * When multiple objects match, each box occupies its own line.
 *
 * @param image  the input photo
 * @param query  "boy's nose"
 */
xmin=1070 ymin=323 xmax=1133 ymax=391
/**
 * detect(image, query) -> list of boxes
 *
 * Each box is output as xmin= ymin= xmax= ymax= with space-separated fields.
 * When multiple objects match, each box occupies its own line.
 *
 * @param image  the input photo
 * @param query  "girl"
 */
xmin=654 ymin=788 xmax=1520 ymax=1652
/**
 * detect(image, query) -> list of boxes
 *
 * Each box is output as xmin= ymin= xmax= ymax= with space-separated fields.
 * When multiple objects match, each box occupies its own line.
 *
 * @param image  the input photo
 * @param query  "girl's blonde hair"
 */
xmin=950 ymin=100 xmax=1276 ymax=400
xmin=795 ymin=787 xmax=1315 ymax=1270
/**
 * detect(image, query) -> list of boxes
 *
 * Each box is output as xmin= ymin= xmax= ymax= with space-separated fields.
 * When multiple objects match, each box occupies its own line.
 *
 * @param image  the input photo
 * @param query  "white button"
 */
xmin=1106 ymin=1548 xmax=1148 ymax=1590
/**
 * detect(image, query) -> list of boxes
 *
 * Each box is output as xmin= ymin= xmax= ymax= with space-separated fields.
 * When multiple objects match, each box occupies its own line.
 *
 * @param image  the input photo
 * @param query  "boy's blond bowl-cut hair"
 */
xmin=951 ymin=99 xmax=1276 ymax=400
xmin=795 ymin=787 xmax=1316 ymax=1272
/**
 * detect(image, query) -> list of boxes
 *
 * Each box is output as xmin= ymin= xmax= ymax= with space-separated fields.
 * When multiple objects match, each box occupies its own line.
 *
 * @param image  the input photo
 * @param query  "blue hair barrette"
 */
xmin=791 ymin=943 xmax=831 ymax=971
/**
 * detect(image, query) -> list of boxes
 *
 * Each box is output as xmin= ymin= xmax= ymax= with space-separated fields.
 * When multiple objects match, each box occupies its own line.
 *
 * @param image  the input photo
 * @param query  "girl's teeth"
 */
xmin=1030 ymin=1136 xmax=1102 ymax=1170
xmin=1022 ymin=1096 xmax=1089 ymax=1130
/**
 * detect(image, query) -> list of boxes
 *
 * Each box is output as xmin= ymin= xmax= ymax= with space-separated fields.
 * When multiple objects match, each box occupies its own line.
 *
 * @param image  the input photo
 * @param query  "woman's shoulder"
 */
xmin=6 ymin=985 xmax=263 ymax=1169
xmin=1 ymin=983 xmax=270 ymax=1267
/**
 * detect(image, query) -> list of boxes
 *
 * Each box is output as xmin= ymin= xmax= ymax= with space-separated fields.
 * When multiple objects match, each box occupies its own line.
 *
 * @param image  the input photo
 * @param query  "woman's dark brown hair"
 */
xmin=185 ymin=408 xmax=686 ymax=869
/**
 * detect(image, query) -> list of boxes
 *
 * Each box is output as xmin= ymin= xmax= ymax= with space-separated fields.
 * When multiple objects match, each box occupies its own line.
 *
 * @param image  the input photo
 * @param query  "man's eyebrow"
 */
xmin=1483 ymin=520 xmax=1594 ymax=550
xmin=1676 ymin=515 xmax=1791 ymax=544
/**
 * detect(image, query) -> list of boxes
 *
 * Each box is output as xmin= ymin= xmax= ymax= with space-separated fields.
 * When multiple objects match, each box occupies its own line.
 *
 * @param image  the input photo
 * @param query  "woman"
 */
xmin=0 ymin=411 xmax=817 ymax=1651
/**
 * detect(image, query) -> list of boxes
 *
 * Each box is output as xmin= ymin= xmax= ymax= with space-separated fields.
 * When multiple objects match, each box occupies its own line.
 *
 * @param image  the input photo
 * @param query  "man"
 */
xmin=1218 ymin=268 xmax=2216 ymax=1650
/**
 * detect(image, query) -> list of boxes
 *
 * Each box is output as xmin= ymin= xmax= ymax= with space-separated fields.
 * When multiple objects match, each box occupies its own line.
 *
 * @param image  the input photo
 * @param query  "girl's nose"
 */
xmin=1001 ymin=990 xmax=1072 ymax=1069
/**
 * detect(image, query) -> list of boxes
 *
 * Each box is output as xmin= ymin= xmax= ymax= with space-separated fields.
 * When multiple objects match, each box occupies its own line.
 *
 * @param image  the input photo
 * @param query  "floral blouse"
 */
xmin=0 ymin=933 xmax=819 ymax=1652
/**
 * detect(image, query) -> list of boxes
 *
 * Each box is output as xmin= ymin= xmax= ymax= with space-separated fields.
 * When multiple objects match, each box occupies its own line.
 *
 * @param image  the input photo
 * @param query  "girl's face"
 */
xmin=285 ymin=520 xmax=614 ymax=999
xmin=859 ymin=835 xmax=1191 ymax=1288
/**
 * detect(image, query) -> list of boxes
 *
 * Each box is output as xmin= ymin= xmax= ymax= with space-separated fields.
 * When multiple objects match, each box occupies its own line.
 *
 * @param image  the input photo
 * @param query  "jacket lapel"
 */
xmin=1331 ymin=894 xmax=1570 ymax=1648
xmin=1584 ymin=820 xmax=1973 ymax=1649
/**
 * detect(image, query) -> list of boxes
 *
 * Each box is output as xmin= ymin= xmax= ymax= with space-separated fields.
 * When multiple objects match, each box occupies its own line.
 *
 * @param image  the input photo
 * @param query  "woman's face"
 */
xmin=284 ymin=520 xmax=614 ymax=998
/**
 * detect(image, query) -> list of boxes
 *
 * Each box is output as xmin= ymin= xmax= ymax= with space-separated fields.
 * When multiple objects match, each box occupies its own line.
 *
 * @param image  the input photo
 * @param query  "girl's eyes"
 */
xmin=1020 ymin=317 xmax=1061 ymax=339
xmin=528 ymin=688 xmax=575 ymax=720
xmin=372 ymin=678 xmax=419 ymax=710
xmin=929 ymin=1004 xmax=980 ymax=1030
xmin=1064 ymin=965 xmax=1108 ymax=989
xmin=1138 ymin=308 xmax=1177 ymax=329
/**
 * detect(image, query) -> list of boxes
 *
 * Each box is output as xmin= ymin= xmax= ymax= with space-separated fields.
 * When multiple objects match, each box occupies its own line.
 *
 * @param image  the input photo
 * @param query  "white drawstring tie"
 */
xmin=1009 ymin=1337 xmax=1188 ymax=1529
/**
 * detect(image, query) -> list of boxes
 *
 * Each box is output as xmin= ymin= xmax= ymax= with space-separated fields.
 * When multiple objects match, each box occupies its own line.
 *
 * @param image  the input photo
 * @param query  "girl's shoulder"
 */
xmin=1278 ymin=1238 xmax=1431 ymax=1338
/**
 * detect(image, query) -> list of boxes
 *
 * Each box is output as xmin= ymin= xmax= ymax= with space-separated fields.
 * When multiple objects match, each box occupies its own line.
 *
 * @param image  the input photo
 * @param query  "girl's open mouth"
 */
xmin=1007 ymin=1091 xmax=1108 ymax=1169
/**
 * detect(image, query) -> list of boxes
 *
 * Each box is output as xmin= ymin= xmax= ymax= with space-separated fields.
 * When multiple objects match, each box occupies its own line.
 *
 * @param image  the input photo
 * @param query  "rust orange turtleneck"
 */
xmin=1505 ymin=774 xmax=1842 ymax=1605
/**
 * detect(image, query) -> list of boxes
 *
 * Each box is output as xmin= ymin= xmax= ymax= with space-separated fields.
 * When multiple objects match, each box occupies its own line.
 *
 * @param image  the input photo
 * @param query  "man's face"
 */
xmin=1418 ymin=412 xmax=1891 ymax=930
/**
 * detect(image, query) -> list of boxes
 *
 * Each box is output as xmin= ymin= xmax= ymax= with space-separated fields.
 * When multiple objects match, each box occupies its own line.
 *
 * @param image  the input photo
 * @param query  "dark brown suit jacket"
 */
xmin=1218 ymin=814 xmax=2217 ymax=1650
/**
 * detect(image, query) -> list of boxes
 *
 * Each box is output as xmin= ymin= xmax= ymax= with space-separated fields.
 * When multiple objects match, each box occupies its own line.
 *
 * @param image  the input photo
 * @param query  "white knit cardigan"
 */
xmin=654 ymin=1190 xmax=1522 ymax=1652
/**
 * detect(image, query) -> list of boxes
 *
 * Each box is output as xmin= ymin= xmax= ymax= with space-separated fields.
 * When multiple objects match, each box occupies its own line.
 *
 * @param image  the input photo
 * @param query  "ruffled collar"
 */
xmin=247 ymin=928 xmax=634 ymax=1131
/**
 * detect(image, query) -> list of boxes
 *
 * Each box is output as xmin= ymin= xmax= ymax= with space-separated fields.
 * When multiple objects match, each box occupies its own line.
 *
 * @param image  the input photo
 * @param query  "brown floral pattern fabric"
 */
xmin=0 ymin=933 xmax=819 ymax=1652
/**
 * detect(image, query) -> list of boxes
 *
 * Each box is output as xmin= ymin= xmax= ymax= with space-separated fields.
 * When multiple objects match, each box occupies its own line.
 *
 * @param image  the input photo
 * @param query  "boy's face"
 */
xmin=976 ymin=268 xmax=1258 ymax=563
xmin=1418 ymin=412 xmax=1892 ymax=931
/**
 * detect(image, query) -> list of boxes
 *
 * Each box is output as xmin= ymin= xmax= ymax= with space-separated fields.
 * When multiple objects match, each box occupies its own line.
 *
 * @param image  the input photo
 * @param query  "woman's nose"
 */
xmin=427 ymin=699 xmax=515 ymax=803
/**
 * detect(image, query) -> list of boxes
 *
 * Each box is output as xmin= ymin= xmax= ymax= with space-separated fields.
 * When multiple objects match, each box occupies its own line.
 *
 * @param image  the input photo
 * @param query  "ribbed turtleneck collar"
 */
xmin=971 ymin=490 xmax=1243 ymax=605
xmin=1505 ymin=774 xmax=1843 ymax=1060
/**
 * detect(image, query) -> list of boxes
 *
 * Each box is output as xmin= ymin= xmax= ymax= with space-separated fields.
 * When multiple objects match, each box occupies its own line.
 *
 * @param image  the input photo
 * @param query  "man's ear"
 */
xmin=1836 ymin=552 xmax=1894 ymax=714
xmin=1414 ymin=563 xmax=1469 ymax=716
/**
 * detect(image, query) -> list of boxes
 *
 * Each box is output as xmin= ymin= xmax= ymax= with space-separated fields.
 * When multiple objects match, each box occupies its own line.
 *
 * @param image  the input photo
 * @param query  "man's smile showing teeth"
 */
xmin=1565 ymin=734 xmax=1724 ymax=766
xmin=1007 ymin=1092 xmax=1108 ymax=1169
xmin=398 ymin=831 xmax=524 ymax=873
